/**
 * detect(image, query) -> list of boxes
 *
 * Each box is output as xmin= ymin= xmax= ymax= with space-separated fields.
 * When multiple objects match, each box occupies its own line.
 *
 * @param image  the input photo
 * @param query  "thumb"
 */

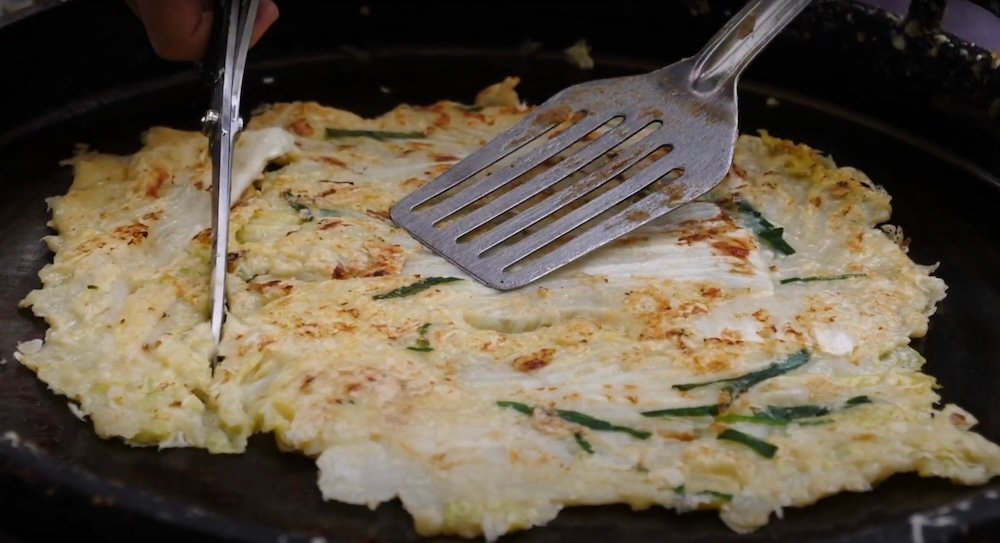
xmin=127 ymin=0 xmax=279 ymax=62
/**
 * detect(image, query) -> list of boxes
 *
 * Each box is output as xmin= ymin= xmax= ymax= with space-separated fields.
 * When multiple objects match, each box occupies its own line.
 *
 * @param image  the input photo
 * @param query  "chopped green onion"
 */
xmin=715 ymin=414 xmax=788 ymax=426
xmin=759 ymin=229 xmax=795 ymax=255
xmin=673 ymin=349 xmax=810 ymax=395
xmin=325 ymin=128 xmax=425 ymax=141
xmin=741 ymin=396 xmax=870 ymax=425
xmin=406 ymin=323 xmax=434 ymax=352
xmin=497 ymin=401 xmax=534 ymax=415
xmin=406 ymin=339 xmax=432 ymax=352
xmin=702 ymin=490 xmax=734 ymax=502
xmin=737 ymin=201 xmax=795 ymax=255
xmin=86 ymin=285 xmax=98 ymax=290
xmin=779 ymin=273 xmax=867 ymax=285
xmin=753 ymin=404 xmax=830 ymax=420
xmin=282 ymin=191 xmax=314 ymax=221
xmin=372 ymin=277 xmax=462 ymax=300
xmin=282 ymin=192 xmax=306 ymax=211
xmin=641 ymin=404 xmax=721 ymax=418
xmin=846 ymin=395 xmax=871 ymax=406
xmin=554 ymin=409 xmax=651 ymax=440
xmin=673 ymin=486 xmax=733 ymax=503
xmin=497 ymin=402 xmax=650 ymax=440
xmin=717 ymin=428 xmax=778 ymax=458
xmin=573 ymin=433 xmax=594 ymax=454
xmin=797 ymin=419 xmax=832 ymax=426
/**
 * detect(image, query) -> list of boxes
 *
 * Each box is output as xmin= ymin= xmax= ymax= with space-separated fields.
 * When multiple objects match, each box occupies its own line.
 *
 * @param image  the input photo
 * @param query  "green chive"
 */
xmin=701 ymin=490 xmax=734 ymax=503
xmin=797 ymin=419 xmax=833 ymax=426
xmin=496 ymin=402 xmax=650 ymax=440
xmin=846 ymin=395 xmax=871 ymax=406
xmin=573 ymin=433 xmax=594 ymax=454
xmin=717 ymin=428 xmax=778 ymax=458
xmin=282 ymin=190 xmax=306 ymax=211
xmin=715 ymin=414 xmax=788 ymax=426
xmin=779 ymin=273 xmax=867 ymax=285
xmin=497 ymin=401 xmax=533 ymax=415
xmin=673 ymin=350 xmax=810 ymax=395
xmin=737 ymin=201 xmax=795 ymax=255
xmin=554 ymin=409 xmax=651 ymax=440
xmin=372 ymin=277 xmax=462 ymax=300
xmin=406 ymin=323 xmax=434 ymax=352
xmin=746 ymin=396 xmax=870 ymax=424
xmin=282 ymin=191 xmax=314 ymax=221
xmin=641 ymin=404 xmax=721 ymax=418
xmin=673 ymin=486 xmax=733 ymax=503
xmin=754 ymin=404 xmax=830 ymax=420
xmin=325 ymin=128 xmax=425 ymax=141
xmin=406 ymin=339 xmax=433 ymax=352
xmin=87 ymin=285 xmax=98 ymax=290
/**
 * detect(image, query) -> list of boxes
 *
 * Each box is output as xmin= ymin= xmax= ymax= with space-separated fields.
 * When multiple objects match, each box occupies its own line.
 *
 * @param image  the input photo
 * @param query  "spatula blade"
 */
xmin=391 ymin=63 xmax=737 ymax=290
xmin=392 ymin=0 xmax=811 ymax=290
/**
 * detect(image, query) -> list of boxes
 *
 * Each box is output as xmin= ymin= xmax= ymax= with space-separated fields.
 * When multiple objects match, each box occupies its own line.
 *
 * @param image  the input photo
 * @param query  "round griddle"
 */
xmin=1 ymin=1 xmax=999 ymax=542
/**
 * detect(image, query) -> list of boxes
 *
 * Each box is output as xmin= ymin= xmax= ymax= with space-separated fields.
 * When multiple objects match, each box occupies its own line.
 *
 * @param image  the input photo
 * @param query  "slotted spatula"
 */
xmin=390 ymin=0 xmax=812 ymax=290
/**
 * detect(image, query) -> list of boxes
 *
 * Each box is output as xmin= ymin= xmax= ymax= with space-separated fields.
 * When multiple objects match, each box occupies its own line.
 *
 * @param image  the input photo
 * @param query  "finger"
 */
xmin=250 ymin=0 xmax=279 ymax=47
xmin=131 ymin=0 xmax=213 ymax=61
xmin=131 ymin=0 xmax=279 ymax=61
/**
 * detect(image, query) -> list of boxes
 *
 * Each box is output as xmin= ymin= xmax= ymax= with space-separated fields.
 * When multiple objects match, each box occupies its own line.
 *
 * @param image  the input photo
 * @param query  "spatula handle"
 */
xmin=688 ymin=0 xmax=812 ymax=93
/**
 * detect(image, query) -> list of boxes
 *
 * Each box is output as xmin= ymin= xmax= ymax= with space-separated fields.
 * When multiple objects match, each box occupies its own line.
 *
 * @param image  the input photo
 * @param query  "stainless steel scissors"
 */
xmin=201 ymin=0 xmax=259 ymax=362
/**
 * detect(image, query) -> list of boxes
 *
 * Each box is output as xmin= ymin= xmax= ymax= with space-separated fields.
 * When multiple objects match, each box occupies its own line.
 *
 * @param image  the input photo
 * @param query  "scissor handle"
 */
xmin=201 ymin=0 xmax=256 ymax=135
xmin=200 ymin=0 xmax=233 ymax=92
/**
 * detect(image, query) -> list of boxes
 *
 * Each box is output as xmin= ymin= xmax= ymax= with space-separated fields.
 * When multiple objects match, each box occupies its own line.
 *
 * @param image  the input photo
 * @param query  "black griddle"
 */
xmin=1 ymin=1 xmax=999 ymax=542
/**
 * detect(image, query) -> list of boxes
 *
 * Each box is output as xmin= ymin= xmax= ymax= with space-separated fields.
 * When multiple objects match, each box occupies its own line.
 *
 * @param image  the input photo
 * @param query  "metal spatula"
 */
xmin=390 ymin=0 xmax=811 ymax=290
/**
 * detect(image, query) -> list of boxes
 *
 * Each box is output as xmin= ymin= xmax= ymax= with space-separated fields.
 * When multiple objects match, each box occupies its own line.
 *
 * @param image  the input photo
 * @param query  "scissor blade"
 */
xmin=208 ymin=125 xmax=234 ymax=349
xmin=208 ymin=0 xmax=259 ymax=358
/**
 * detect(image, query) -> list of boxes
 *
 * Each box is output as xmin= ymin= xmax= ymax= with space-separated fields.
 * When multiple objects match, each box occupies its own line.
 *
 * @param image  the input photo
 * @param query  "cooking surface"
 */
xmin=0 ymin=49 xmax=998 ymax=542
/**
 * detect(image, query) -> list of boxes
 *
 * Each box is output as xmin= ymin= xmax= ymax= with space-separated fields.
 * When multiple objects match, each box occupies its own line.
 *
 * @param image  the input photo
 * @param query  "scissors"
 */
xmin=201 ymin=0 xmax=259 ymax=363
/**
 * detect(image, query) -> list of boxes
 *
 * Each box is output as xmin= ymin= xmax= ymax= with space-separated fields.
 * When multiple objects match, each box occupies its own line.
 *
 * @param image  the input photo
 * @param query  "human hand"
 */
xmin=126 ymin=0 xmax=279 ymax=61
